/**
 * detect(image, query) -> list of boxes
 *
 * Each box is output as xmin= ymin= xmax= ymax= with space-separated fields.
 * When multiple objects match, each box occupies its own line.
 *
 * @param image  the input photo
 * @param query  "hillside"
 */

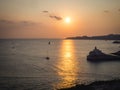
xmin=66 ymin=34 xmax=120 ymax=40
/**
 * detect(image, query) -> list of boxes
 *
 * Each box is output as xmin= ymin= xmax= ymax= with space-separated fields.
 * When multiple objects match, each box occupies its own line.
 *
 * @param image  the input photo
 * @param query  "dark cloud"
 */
xmin=42 ymin=10 xmax=49 ymax=13
xmin=42 ymin=10 xmax=63 ymax=21
xmin=49 ymin=15 xmax=62 ymax=20
xmin=104 ymin=10 xmax=109 ymax=13
xmin=0 ymin=19 xmax=38 ymax=31
xmin=0 ymin=19 xmax=35 ymax=25
xmin=0 ymin=19 xmax=14 ymax=24
xmin=20 ymin=21 xmax=35 ymax=26
xmin=118 ymin=9 xmax=120 ymax=12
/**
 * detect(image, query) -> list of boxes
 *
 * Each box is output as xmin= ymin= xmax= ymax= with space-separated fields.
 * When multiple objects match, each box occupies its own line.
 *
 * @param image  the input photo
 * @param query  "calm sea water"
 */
xmin=0 ymin=39 xmax=120 ymax=90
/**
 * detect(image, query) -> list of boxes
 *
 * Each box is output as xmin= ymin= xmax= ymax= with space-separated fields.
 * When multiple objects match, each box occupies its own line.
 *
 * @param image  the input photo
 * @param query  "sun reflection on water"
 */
xmin=55 ymin=40 xmax=79 ymax=89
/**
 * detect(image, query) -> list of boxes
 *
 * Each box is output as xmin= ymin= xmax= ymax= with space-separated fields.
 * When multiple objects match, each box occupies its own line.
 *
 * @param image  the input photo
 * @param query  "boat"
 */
xmin=113 ymin=41 xmax=120 ymax=44
xmin=112 ymin=51 xmax=120 ymax=56
xmin=87 ymin=47 xmax=120 ymax=61
xmin=45 ymin=41 xmax=51 ymax=60
xmin=46 ymin=56 xmax=50 ymax=60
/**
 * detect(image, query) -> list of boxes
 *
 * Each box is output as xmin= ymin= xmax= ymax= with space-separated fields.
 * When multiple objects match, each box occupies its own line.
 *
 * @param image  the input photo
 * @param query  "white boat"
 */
xmin=87 ymin=47 xmax=120 ymax=61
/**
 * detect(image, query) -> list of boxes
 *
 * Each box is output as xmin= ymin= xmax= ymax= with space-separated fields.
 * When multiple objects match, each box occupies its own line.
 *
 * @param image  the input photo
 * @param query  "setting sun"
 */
xmin=65 ymin=17 xmax=71 ymax=23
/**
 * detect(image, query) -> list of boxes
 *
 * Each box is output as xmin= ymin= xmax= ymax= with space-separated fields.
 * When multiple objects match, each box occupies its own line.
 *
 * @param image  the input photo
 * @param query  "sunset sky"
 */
xmin=0 ymin=0 xmax=120 ymax=38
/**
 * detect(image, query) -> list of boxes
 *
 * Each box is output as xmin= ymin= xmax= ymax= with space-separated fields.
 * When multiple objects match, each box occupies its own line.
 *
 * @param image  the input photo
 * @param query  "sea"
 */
xmin=0 ymin=39 xmax=120 ymax=90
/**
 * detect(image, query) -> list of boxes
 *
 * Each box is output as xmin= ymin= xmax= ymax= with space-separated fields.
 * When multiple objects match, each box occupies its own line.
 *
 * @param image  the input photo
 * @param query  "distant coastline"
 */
xmin=66 ymin=34 xmax=120 ymax=40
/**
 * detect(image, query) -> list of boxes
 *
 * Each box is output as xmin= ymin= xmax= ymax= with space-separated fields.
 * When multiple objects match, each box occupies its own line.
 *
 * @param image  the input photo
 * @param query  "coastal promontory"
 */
xmin=66 ymin=34 xmax=120 ymax=40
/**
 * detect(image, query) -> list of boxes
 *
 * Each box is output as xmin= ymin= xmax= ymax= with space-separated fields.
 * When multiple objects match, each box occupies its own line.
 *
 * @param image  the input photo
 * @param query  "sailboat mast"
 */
xmin=46 ymin=41 xmax=50 ymax=60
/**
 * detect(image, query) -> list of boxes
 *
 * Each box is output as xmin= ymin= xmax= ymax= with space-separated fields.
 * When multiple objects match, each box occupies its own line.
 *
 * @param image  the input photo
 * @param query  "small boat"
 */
xmin=46 ymin=57 xmax=50 ymax=60
xmin=113 ymin=41 xmax=120 ymax=44
xmin=112 ymin=51 xmax=120 ymax=56
xmin=45 ymin=41 xmax=51 ymax=60
xmin=87 ymin=47 xmax=120 ymax=61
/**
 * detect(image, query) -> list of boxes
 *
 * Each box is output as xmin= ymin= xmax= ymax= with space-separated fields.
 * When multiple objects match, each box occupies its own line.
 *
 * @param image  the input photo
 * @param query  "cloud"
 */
xmin=0 ymin=19 xmax=14 ymax=24
xmin=19 ymin=21 xmax=35 ymax=26
xmin=0 ymin=19 xmax=35 ymax=25
xmin=104 ymin=10 xmax=109 ymax=13
xmin=0 ymin=19 xmax=39 ymax=31
xmin=49 ymin=15 xmax=62 ymax=20
xmin=42 ymin=10 xmax=49 ymax=13
xmin=118 ymin=9 xmax=120 ymax=12
xmin=42 ymin=10 xmax=63 ymax=21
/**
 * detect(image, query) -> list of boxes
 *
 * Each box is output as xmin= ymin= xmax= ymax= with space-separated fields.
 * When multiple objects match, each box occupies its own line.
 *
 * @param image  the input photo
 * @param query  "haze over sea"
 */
xmin=0 ymin=39 xmax=120 ymax=90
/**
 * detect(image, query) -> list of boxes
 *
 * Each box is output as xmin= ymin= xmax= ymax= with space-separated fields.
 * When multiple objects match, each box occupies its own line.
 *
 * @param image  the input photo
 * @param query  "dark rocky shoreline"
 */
xmin=59 ymin=79 xmax=120 ymax=90
xmin=66 ymin=34 xmax=120 ymax=40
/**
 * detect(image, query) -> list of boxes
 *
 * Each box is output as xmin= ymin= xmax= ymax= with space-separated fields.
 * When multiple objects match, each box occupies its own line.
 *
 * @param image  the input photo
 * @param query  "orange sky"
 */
xmin=0 ymin=0 xmax=120 ymax=38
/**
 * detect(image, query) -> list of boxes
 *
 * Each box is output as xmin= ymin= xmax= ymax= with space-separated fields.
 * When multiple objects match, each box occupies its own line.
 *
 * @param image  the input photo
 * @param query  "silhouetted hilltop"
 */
xmin=66 ymin=34 xmax=120 ymax=40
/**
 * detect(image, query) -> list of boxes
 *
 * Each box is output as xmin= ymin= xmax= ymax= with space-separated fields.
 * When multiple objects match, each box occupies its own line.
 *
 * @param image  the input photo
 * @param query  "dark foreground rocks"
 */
xmin=59 ymin=79 xmax=120 ymax=90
